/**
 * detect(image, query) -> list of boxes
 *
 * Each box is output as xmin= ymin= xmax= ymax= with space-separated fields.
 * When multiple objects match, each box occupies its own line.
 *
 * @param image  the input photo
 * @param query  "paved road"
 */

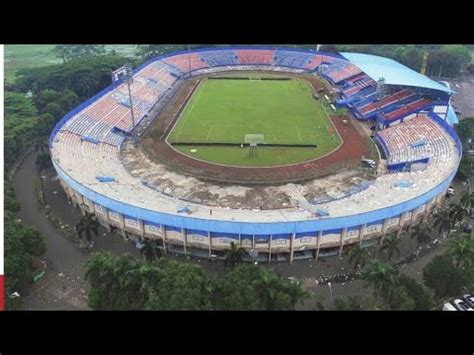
xmin=13 ymin=153 xmax=89 ymax=310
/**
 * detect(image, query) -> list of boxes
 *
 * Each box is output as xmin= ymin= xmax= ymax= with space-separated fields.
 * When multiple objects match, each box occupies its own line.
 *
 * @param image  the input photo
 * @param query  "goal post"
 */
xmin=245 ymin=134 xmax=264 ymax=158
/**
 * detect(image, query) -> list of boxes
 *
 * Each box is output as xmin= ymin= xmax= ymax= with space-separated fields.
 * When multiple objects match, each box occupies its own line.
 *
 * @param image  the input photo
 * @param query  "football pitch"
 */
xmin=168 ymin=77 xmax=341 ymax=166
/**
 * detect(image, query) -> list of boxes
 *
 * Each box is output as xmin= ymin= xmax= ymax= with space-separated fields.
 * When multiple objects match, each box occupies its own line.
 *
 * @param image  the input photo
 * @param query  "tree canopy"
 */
xmin=85 ymin=252 xmax=307 ymax=310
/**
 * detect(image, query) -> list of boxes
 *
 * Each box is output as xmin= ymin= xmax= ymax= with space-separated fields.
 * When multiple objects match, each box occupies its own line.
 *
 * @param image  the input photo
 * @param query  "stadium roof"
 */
xmin=341 ymin=52 xmax=455 ymax=95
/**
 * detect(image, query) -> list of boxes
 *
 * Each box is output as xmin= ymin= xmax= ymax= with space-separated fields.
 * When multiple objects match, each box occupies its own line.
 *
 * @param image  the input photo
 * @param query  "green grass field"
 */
xmin=4 ymin=45 xmax=138 ymax=84
xmin=168 ymin=78 xmax=341 ymax=166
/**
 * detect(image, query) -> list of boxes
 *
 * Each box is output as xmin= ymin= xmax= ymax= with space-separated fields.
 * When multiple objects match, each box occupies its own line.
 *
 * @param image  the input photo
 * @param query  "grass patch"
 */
xmin=4 ymin=44 xmax=138 ymax=84
xmin=168 ymin=77 xmax=340 ymax=166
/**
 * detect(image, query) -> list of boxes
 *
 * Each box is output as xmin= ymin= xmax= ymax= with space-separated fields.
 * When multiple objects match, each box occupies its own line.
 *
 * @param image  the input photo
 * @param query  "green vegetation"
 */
xmin=321 ymin=44 xmax=472 ymax=77
xmin=12 ymin=54 xmax=135 ymax=100
xmin=454 ymin=117 xmax=474 ymax=181
xmin=85 ymin=252 xmax=307 ymax=310
xmin=5 ymin=45 xmax=138 ymax=84
xmin=361 ymin=260 xmax=434 ymax=310
xmin=4 ymin=178 xmax=46 ymax=310
xmin=169 ymin=78 xmax=340 ymax=166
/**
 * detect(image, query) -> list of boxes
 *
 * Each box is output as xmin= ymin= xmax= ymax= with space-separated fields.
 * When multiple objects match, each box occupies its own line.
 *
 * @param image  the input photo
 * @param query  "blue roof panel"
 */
xmin=341 ymin=52 xmax=455 ymax=94
xmin=447 ymin=104 xmax=459 ymax=125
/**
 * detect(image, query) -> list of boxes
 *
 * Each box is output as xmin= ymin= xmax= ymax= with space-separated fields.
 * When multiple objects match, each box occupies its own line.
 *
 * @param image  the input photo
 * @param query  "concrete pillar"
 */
xmin=162 ymin=225 xmax=168 ymax=254
xmin=183 ymin=228 xmax=188 ymax=255
xmin=268 ymin=235 xmax=272 ymax=263
xmin=118 ymin=213 xmax=125 ymax=230
xmin=289 ymin=233 xmax=296 ymax=264
xmin=338 ymin=228 xmax=347 ymax=257
xmin=379 ymin=218 xmax=390 ymax=246
xmin=315 ymin=231 xmax=322 ymax=260
xmin=137 ymin=219 xmax=145 ymax=238
xmin=359 ymin=224 xmax=367 ymax=245
xmin=208 ymin=231 xmax=212 ymax=258
xmin=102 ymin=206 xmax=112 ymax=232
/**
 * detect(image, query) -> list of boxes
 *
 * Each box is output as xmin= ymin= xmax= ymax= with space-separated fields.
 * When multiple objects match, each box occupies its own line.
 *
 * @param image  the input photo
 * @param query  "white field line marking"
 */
xmin=296 ymin=126 xmax=302 ymax=143
xmin=206 ymin=127 xmax=213 ymax=141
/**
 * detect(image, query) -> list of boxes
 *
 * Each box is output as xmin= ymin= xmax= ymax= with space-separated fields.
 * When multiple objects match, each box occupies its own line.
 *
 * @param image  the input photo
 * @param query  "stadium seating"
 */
xmin=273 ymin=50 xmax=316 ymax=69
xmin=236 ymin=49 xmax=275 ymax=65
xmin=164 ymin=53 xmax=209 ymax=73
xmin=357 ymin=89 xmax=415 ymax=117
xmin=199 ymin=50 xmax=239 ymax=67
xmin=306 ymin=55 xmax=336 ymax=70
xmin=382 ymin=98 xmax=432 ymax=121
xmin=377 ymin=115 xmax=450 ymax=165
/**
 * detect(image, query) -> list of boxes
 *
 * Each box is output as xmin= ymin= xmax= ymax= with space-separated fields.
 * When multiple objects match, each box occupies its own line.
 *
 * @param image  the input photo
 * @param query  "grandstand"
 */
xmin=50 ymin=47 xmax=461 ymax=263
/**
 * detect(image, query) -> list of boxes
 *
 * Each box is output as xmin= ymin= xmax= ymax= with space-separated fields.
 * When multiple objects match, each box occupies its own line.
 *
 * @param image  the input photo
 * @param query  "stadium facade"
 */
xmin=50 ymin=47 xmax=462 ymax=263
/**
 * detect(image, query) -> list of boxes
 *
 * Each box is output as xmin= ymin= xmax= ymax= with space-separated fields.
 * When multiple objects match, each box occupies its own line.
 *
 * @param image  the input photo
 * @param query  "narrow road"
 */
xmin=12 ymin=152 xmax=89 ymax=310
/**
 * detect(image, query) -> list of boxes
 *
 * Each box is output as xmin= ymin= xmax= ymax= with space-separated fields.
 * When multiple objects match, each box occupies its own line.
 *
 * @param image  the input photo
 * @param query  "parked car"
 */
xmin=453 ymin=299 xmax=474 ymax=311
xmin=463 ymin=224 xmax=473 ymax=233
xmin=447 ymin=188 xmax=455 ymax=196
xmin=442 ymin=303 xmax=457 ymax=311
xmin=463 ymin=294 xmax=474 ymax=308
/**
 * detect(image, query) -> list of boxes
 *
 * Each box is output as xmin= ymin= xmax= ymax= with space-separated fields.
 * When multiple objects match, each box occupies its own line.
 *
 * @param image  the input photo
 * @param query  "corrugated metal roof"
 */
xmin=341 ymin=52 xmax=455 ymax=94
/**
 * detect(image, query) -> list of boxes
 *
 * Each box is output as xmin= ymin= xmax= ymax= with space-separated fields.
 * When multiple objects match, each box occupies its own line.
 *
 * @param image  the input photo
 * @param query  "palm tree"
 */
xmin=76 ymin=212 xmax=100 ymax=247
xmin=380 ymin=234 xmax=401 ymax=261
xmin=224 ymin=242 xmax=245 ymax=269
xmin=348 ymin=244 xmax=370 ymax=270
xmin=449 ymin=233 xmax=474 ymax=269
xmin=140 ymin=239 xmax=163 ymax=262
xmin=361 ymin=260 xmax=399 ymax=299
xmin=409 ymin=223 xmax=433 ymax=246
xmin=433 ymin=208 xmax=454 ymax=238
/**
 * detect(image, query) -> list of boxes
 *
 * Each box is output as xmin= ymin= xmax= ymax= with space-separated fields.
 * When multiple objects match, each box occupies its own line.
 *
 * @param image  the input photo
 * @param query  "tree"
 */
xmin=348 ymin=244 xmax=370 ymax=270
xmin=433 ymin=208 xmax=454 ymax=237
xmin=223 ymin=241 xmax=245 ymax=269
xmin=4 ymin=91 xmax=39 ymax=168
xmin=140 ymin=238 xmax=163 ymax=262
xmin=409 ymin=223 xmax=433 ymax=246
xmin=145 ymin=260 xmax=214 ymax=310
xmin=35 ymin=153 xmax=51 ymax=170
xmin=85 ymin=252 xmax=145 ymax=310
xmin=380 ymin=234 xmax=400 ymax=261
xmin=14 ymin=54 xmax=132 ymax=100
xmin=76 ymin=212 xmax=100 ymax=246
xmin=398 ymin=275 xmax=434 ymax=310
xmin=448 ymin=233 xmax=474 ymax=269
xmin=54 ymin=45 xmax=106 ymax=62
xmin=361 ymin=260 xmax=399 ymax=300
xmin=4 ymin=185 xmax=46 ymax=309
xmin=215 ymin=264 xmax=307 ymax=310
xmin=20 ymin=227 xmax=46 ymax=257
xmin=449 ymin=202 xmax=468 ymax=226
xmin=423 ymin=254 xmax=470 ymax=299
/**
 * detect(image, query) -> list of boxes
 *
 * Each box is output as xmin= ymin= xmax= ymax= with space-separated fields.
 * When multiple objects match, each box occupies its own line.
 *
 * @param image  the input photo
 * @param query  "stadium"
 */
xmin=49 ymin=47 xmax=462 ymax=263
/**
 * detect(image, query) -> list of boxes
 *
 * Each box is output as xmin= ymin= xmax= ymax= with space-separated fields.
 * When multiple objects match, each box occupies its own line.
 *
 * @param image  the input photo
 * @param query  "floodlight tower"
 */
xmin=123 ymin=63 xmax=137 ymax=145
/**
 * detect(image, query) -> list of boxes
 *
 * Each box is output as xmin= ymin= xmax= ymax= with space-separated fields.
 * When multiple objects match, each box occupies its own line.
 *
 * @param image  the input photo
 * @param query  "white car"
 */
xmin=442 ymin=303 xmax=457 ymax=311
